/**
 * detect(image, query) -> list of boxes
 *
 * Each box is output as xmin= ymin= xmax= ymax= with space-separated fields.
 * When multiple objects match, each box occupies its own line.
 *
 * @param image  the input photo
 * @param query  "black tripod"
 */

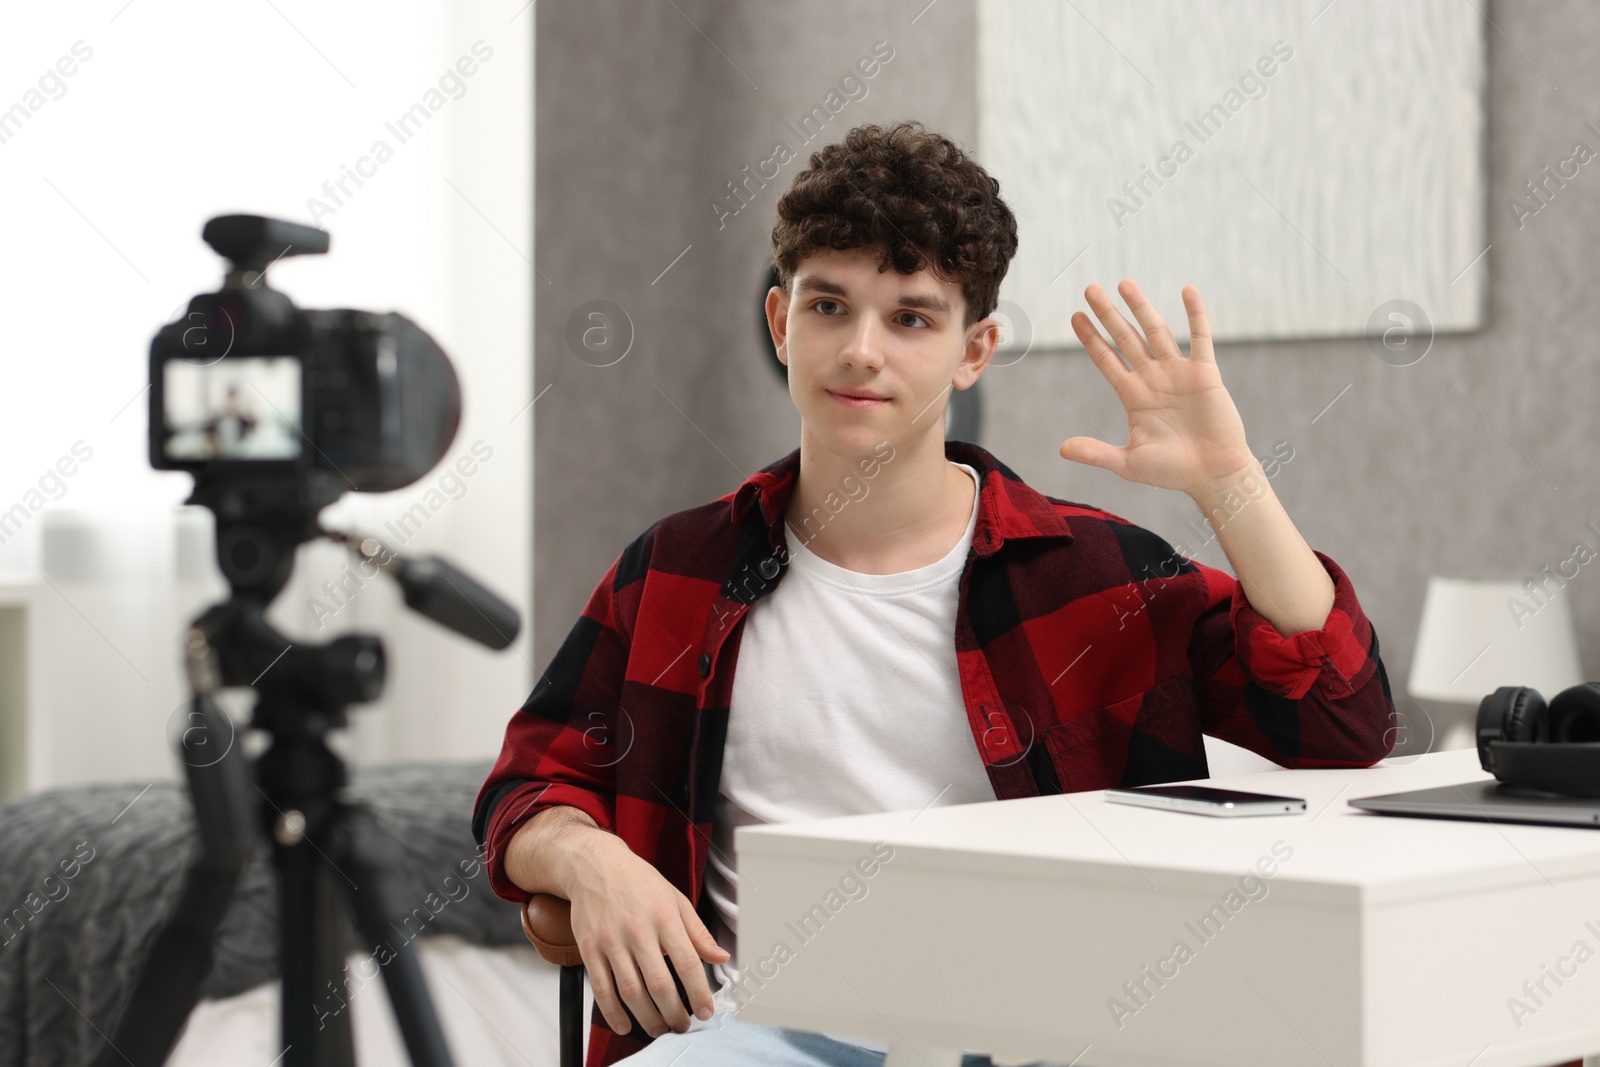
xmin=100 ymin=481 xmax=520 ymax=1067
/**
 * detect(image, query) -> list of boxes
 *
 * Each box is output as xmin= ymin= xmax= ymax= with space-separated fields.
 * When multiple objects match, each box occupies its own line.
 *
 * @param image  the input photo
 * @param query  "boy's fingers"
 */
xmin=637 ymin=953 xmax=690 ymax=1034
xmin=666 ymin=933 xmax=716 ymax=1021
xmin=614 ymin=952 xmax=669 ymax=1037
xmin=585 ymin=956 xmax=631 ymax=1035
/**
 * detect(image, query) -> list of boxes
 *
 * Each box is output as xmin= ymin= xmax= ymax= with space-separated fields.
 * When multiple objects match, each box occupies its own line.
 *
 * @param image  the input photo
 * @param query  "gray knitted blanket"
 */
xmin=0 ymin=760 xmax=526 ymax=1067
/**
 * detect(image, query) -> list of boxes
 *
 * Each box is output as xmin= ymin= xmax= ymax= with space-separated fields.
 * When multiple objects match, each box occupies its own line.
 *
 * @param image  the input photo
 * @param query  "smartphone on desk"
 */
xmin=1104 ymin=784 xmax=1306 ymax=817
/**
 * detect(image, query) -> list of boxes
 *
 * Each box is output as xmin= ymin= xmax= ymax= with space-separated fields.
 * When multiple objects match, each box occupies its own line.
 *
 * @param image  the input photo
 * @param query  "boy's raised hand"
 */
xmin=1060 ymin=280 xmax=1258 ymax=500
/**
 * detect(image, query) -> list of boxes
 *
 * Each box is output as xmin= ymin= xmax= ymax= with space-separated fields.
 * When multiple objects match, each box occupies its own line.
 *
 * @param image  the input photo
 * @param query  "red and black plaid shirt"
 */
xmin=474 ymin=439 xmax=1395 ymax=1066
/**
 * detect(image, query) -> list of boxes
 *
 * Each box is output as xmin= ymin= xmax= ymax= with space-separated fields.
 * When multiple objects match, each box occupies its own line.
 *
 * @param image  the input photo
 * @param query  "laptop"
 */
xmin=1349 ymin=780 xmax=1600 ymax=829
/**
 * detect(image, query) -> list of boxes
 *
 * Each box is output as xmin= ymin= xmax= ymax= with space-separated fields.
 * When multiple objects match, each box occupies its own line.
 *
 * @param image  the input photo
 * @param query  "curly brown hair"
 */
xmin=770 ymin=120 xmax=1019 ymax=331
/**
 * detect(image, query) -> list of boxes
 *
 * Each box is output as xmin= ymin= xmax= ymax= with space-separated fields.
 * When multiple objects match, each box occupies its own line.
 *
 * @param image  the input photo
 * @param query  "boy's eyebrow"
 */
xmin=793 ymin=274 xmax=952 ymax=316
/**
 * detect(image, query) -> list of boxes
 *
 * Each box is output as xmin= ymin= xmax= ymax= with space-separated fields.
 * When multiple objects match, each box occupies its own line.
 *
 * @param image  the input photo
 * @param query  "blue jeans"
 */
xmin=616 ymin=1008 xmax=1061 ymax=1066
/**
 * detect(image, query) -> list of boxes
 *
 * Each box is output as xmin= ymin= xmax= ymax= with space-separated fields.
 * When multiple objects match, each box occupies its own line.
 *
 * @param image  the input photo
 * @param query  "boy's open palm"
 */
xmin=1059 ymin=280 xmax=1256 ymax=496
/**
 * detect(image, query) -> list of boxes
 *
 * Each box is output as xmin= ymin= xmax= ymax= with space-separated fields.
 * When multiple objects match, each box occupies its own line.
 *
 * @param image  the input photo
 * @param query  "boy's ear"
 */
xmin=955 ymin=316 xmax=1000 ymax=389
xmin=766 ymin=285 xmax=789 ymax=365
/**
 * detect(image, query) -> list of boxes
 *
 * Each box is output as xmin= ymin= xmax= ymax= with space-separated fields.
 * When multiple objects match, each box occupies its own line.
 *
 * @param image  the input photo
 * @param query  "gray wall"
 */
xmin=536 ymin=0 xmax=1600 ymax=747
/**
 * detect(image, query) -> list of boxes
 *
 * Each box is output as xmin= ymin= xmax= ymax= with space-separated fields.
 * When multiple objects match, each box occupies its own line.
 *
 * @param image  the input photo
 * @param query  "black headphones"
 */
xmin=1476 ymin=683 xmax=1600 ymax=796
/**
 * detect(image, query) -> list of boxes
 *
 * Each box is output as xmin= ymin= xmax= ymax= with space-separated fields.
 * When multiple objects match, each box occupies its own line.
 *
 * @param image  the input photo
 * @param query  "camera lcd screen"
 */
xmin=163 ymin=356 xmax=303 ymax=461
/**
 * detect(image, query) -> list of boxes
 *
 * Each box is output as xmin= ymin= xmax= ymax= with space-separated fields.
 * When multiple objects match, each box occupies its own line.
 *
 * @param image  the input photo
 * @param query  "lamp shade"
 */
xmin=1409 ymin=575 xmax=1584 ymax=703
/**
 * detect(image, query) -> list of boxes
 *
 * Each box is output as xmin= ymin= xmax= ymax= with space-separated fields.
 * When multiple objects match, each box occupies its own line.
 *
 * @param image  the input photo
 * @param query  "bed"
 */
xmin=0 ymin=760 xmax=590 ymax=1066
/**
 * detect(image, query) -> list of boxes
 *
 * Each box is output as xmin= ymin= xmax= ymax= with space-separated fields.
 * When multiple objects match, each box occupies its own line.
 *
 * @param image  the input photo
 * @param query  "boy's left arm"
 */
xmin=1183 ymin=460 xmax=1396 ymax=765
xmin=1187 ymin=455 xmax=1334 ymax=639
xmin=1055 ymin=278 xmax=1396 ymax=765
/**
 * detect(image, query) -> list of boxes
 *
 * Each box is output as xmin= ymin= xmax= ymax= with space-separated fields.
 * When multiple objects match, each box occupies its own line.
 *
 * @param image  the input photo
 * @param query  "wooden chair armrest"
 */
xmin=521 ymin=892 xmax=583 ymax=968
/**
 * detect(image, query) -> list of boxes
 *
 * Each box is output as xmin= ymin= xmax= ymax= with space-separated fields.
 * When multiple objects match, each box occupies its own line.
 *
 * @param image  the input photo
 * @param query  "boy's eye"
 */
xmin=811 ymin=301 xmax=928 ymax=328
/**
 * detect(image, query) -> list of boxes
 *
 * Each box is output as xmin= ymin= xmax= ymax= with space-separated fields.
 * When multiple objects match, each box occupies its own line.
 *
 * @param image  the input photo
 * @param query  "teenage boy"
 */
xmin=474 ymin=120 xmax=1396 ymax=1067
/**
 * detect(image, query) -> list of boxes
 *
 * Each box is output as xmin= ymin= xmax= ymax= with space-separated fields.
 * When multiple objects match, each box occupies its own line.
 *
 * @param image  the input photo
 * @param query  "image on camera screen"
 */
xmin=163 ymin=356 xmax=303 ymax=461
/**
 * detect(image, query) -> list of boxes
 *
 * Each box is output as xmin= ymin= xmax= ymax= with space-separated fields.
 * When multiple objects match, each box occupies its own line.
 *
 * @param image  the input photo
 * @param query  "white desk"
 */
xmin=734 ymin=749 xmax=1600 ymax=1067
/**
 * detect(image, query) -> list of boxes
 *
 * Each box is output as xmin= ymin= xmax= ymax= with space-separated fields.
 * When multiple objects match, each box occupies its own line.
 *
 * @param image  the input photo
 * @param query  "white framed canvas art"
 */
xmin=978 ymin=0 xmax=1487 ymax=352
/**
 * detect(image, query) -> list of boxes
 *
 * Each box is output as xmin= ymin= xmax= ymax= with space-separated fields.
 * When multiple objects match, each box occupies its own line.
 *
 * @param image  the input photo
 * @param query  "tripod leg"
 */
xmin=333 ymin=804 xmax=456 ymax=1067
xmin=100 ymin=859 xmax=243 ymax=1067
xmin=278 ymin=826 xmax=357 ymax=1067
xmin=101 ymin=694 xmax=257 ymax=1067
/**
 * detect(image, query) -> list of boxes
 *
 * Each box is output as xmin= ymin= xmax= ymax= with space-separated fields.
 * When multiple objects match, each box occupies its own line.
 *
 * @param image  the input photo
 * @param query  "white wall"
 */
xmin=0 ymin=0 xmax=533 ymax=789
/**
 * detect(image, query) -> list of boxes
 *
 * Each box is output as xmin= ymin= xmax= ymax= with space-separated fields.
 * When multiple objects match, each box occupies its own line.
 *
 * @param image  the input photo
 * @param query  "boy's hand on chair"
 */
xmin=567 ymin=837 xmax=731 ymax=1038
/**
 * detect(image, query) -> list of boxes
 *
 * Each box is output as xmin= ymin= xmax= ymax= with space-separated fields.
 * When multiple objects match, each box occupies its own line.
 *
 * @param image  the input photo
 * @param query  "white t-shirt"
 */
xmin=702 ymin=461 xmax=994 ymax=1052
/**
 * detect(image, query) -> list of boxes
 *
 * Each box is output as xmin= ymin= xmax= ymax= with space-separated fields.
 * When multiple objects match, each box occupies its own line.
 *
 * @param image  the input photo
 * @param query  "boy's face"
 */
xmin=765 ymin=247 xmax=999 ymax=458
